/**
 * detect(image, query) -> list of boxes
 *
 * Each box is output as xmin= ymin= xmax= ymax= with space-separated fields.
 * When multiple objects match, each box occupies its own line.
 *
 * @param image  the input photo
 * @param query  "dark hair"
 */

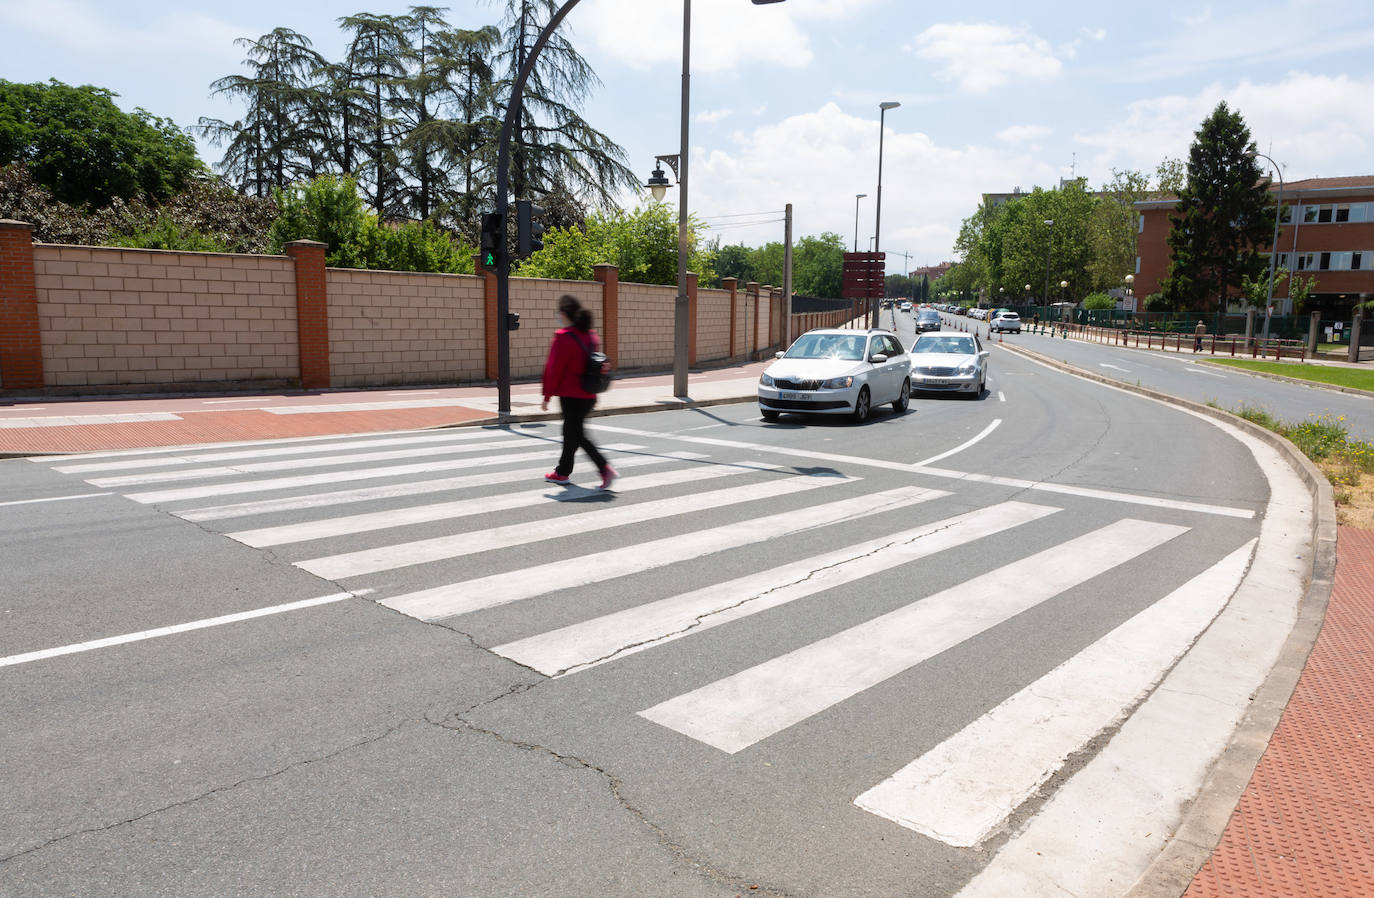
xmin=558 ymin=294 xmax=593 ymax=331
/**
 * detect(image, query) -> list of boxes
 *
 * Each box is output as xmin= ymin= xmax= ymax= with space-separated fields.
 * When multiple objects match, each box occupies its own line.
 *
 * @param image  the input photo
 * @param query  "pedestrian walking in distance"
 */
xmin=542 ymin=295 xmax=616 ymax=489
xmin=1194 ymin=319 xmax=1206 ymax=352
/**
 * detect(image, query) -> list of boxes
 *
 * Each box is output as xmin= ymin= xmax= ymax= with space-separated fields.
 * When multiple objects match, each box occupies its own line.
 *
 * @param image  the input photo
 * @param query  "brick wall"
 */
xmin=697 ymin=287 xmax=732 ymax=362
xmin=508 ymin=277 xmax=605 ymax=379
xmin=33 ymin=245 xmax=297 ymax=388
xmin=326 ymin=268 xmax=486 ymax=386
xmin=617 ymin=282 xmax=676 ymax=370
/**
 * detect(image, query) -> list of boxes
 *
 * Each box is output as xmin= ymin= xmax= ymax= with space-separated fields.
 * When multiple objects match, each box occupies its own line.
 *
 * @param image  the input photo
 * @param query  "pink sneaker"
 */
xmin=544 ymin=471 xmax=570 ymax=484
xmin=599 ymin=466 xmax=618 ymax=490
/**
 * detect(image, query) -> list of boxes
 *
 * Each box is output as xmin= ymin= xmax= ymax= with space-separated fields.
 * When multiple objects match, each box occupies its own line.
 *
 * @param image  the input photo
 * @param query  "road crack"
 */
xmin=0 ymin=718 xmax=411 ymax=866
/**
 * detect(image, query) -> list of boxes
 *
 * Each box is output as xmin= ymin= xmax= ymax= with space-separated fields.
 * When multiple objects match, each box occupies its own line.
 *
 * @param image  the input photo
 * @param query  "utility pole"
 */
xmin=783 ymin=203 xmax=793 ymax=346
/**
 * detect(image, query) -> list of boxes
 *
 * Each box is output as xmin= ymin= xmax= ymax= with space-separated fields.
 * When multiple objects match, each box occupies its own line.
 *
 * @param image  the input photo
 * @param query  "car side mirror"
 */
xmin=979 ymin=351 xmax=990 ymax=359
xmin=869 ymin=353 xmax=888 ymax=364
xmin=775 ymin=351 xmax=785 ymax=359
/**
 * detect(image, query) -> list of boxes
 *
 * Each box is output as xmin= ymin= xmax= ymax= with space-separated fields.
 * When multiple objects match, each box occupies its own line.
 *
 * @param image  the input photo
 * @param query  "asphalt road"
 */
xmin=938 ymin=310 xmax=1374 ymax=444
xmin=0 ymin=321 xmax=1307 ymax=897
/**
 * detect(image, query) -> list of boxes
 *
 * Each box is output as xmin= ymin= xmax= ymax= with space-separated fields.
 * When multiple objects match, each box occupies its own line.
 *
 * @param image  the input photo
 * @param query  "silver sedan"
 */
xmin=909 ymin=332 xmax=989 ymax=398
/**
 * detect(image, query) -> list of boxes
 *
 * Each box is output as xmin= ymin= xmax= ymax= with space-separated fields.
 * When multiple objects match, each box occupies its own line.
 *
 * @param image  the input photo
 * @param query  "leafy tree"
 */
xmin=514 ymin=203 xmax=713 ymax=285
xmin=1155 ymin=157 xmax=1186 ymax=195
xmin=711 ymin=242 xmax=754 ymax=286
xmin=1158 ymin=102 xmax=1273 ymax=332
xmin=1083 ymin=292 xmax=1116 ymax=310
xmin=199 ymin=29 xmax=327 ymax=197
xmin=337 ymin=13 xmax=409 ymax=216
xmin=496 ymin=0 xmax=638 ymax=209
xmin=0 ymin=79 xmax=202 ymax=208
xmin=1086 ymin=169 xmax=1150 ymax=292
xmin=792 ymin=232 xmax=846 ymax=298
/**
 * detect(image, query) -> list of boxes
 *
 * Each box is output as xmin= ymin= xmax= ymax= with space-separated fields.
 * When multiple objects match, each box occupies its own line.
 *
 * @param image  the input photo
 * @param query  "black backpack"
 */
xmin=572 ymin=330 xmax=611 ymax=394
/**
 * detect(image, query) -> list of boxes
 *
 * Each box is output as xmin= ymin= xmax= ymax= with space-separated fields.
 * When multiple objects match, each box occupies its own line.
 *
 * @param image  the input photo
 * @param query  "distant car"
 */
xmin=899 ymin=301 xmax=913 ymax=313
xmin=758 ymin=328 xmax=911 ymax=423
xmin=991 ymin=311 xmax=1021 ymax=333
xmin=909 ymin=332 xmax=988 ymax=398
xmin=955 ymin=306 xmax=969 ymax=316
xmin=913 ymin=308 xmax=941 ymax=333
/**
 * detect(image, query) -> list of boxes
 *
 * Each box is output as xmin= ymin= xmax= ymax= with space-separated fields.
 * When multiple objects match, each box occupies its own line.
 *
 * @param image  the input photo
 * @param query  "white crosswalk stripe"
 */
xmin=300 ymin=470 xmax=861 ymax=580
xmin=852 ymin=539 xmax=1254 ymax=846
xmin=494 ymin=500 xmax=1055 ymax=677
xmin=638 ymin=518 xmax=1189 ymax=754
xmin=380 ymin=485 xmax=946 ymax=622
xmin=87 ymin=437 xmax=535 ymax=488
xmin=228 ymin=460 xmax=782 ymax=548
xmin=120 ymin=443 xmax=644 ymax=504
xmin=52 ymin=429 xmax=508 ymax=474
xmin=183 ymin=451 xmax=705 ymax=523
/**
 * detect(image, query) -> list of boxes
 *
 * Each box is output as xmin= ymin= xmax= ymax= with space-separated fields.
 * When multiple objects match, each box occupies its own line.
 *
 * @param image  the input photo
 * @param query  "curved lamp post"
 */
xmin=1124 ymin=273 xmax=1135 ymax=312
xmin=1249 ymin=150 xmax=1285 ymax=340
xmin=1042 ymin=219 xmax=1054 ymax=305
xmin=853 ymin=193 xmax=867 ymax=252
xmin=871 ymin=101 xmax=900 ymax=327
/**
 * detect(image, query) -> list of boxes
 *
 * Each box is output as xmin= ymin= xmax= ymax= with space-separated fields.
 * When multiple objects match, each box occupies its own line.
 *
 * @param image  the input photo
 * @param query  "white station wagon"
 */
xmin=758 ymin=328 xmax=911 ymax=423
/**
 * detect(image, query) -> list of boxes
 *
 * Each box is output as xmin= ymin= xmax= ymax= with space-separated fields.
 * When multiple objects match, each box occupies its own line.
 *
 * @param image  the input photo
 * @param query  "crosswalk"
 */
xmin=32 ymin=424 xmax=1256 ymax=850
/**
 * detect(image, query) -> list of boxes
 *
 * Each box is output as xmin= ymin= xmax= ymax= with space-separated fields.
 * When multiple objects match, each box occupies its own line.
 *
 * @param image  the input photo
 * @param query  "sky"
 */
xmin=4 ymin=0 xmax=1374 ymax=272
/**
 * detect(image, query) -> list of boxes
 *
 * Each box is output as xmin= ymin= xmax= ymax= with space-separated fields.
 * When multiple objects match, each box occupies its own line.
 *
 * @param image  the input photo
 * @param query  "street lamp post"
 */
xmin=1124 ymin=273 xmax=1134 ymax=313
xmin=646 ymin=0 xmax=785 ymax=398
xmin=1250 ymin=150 xmax=1285 ymax=339
xmin=1042 ymin=219 xmax=1054 ymax=305
xmin=1060 ymin=279 xmax=1068 ymax=303
xmin=871 ymin=100 xmax=900 ymax=327
xmin=853 ymin=193 xmax=867 ymax=253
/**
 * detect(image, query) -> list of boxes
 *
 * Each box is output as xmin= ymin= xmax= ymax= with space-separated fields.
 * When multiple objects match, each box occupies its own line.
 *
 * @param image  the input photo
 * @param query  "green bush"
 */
xmin=1083 ymin=292 xmax=1115 ymax=310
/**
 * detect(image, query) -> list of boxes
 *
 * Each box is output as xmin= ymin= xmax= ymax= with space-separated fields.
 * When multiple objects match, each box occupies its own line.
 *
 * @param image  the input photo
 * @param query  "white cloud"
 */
xmin=688 ymin=102 xmax=1056 ymax=264
xmin=696 ymin=108 xmax=734 ymax=125
xmin=0 ymin=0 xmax=242 ymax=69
xmin=997 ymin=125 xmax=1052 ymax=144
xmin=1075 ymin=72 xmax=1374 ymax=182
xmin=576 ymin=0 xmax=880 ymax=72
xmin=914 ymin=23 xmax=1062 ymax=94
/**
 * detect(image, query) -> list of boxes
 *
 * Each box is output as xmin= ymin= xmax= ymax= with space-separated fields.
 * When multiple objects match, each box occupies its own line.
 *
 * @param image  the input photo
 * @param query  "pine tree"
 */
xmin=495 ymin=0 xmax=637 ymax=209
xmin=1158 ymin=102 xmax=1273 ymax=332
xmin=338 ymin=13 xmax=408 ymax=217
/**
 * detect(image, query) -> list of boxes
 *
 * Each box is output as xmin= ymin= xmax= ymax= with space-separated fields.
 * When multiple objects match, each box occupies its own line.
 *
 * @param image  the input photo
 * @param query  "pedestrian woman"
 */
xmin=541 ymin=295 xmax=616 ymax=489
xmin=1194 ymin=319 xmax=1206 ymax=352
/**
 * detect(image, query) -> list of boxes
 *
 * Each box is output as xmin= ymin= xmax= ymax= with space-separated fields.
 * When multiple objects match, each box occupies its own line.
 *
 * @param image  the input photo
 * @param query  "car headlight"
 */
xmin=760 ymin=373 xmax=775 ymax=387
xmin=820 ymin=375 xmax=853 ymax=389
xmin=958 ymin=360 xmax=980 ymax=374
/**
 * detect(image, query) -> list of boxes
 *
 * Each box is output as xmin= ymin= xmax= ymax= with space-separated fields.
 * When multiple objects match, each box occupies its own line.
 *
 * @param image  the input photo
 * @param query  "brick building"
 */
xmin=1134 ymin=175 xmax=1374 ymax=318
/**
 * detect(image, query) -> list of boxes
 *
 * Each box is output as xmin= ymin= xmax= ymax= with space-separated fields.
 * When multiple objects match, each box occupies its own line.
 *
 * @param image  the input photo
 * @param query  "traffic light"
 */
xmin=506 ymin=311 xmax=520 ymax=331
xmin=516 ymin=199 xmax=544 ymax=257
xmin=480 ymin=212 xmax=504 ymax=269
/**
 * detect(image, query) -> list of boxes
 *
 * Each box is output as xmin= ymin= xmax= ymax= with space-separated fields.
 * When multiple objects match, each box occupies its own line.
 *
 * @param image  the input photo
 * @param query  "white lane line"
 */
xmin=1 ymin=406 xmax=46 ymax=411
xmin=854 ymin=539 xmax=1254 ymax=847
xmin=380 ymin=485 xmax=938 ymax=622
xmin=123 ymin=444 xmax=633 ymax=505
xmin=0 ymin=413 xmax=181 ymax=429
xmin=0 ymin=492 xmax=114 ymax=507
xmin=1098 ymin=363 xmax=1130 ymax=372
xmin=998 ymin=391 xmax=1006 ymax=402
xmin=593 ymin=424 xmax=1255 ymax=519
xmin=495 ymin=500 xmax=1049 ymax=677
xmin=230 ymin=460 xmax=767 ymax=548
xmin=913 ymin=419 xmax=1001 ymax=467
xmin=178 ymin=448 xmax=686 ymax=522
xmin=87 ymin=438 xmax=534 ymax=488
xmin=638 ymin=519 xmax=1189 ymax=754
xmin=0 ymin=593 xmax=354 ymax=669
xmin=53 ymin=429 xmax=510 ymax=473
xmin=1186 ymin=367 xmax=1227 ymax=378
xmin=302 ymin=470 xmax=846 ymax=580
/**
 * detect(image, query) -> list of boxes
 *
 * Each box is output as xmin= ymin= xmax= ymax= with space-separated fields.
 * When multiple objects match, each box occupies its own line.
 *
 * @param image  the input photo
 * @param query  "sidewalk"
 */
xmin=0 ymin=360 xmax=771 ymax=456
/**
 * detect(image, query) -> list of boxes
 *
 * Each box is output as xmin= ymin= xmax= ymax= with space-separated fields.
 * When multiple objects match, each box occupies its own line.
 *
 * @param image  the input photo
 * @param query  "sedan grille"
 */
xmin=916 ymin=366 xmax=961 ymax=376
xmin=773 ymin=378 xmax=825 ymax=390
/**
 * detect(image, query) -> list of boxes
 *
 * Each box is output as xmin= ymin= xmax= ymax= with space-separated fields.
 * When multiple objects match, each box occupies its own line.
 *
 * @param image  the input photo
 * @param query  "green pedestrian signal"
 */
xmin=480 ymin=212 xmax=504 ymax=269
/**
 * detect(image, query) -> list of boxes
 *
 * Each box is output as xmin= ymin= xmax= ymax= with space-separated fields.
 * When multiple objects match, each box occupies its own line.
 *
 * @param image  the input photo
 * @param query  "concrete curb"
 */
xmin=998 ymin=342 xmax=1339 ymax=898
xmin=1196 ymin=359 xmax=1374 ymax=399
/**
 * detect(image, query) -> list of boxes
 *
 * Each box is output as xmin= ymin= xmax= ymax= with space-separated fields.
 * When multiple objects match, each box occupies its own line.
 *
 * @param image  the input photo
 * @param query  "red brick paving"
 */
xmin=1185 ymin=526 xmax=1374 ymax=897
xmin=0 ymin=405 xmax=492 ymax=454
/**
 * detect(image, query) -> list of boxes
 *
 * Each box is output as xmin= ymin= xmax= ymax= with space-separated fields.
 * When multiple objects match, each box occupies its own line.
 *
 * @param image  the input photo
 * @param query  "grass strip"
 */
xmin=1204 ymin=358 xmax=1374 ymax=391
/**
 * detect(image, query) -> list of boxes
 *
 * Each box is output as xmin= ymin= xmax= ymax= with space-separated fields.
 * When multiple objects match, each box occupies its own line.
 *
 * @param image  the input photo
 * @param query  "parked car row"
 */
xmin=757 ymin=327 xmax=990 ymax=423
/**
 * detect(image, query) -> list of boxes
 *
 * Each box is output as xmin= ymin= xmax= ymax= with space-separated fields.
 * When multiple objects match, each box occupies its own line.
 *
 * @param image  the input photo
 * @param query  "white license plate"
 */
xmin=924 ymin=378 xmax=951 ymax=385
xmin=779 ymin=391 xmax=811 ymax=400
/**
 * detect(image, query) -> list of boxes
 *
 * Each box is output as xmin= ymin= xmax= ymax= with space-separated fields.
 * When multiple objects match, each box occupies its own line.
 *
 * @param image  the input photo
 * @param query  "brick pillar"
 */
xmin=0 ymin=220 xmax=43 ymax=390
xmin=594 ymin=264 xmax=619 ymax=369
xmin=285 ymin=241 xmax=330 ymax=389
xmin=722 ymin=277 xmax=738 ymax=359
xmin=747 ymin=282 xmax=761 ymax=358
xmin=687 ymin=272 xmax=699 ymax=366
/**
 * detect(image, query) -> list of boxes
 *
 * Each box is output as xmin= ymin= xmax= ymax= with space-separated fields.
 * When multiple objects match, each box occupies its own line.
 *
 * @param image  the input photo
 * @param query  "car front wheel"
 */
xmin=852 ymin=387 xmax=870 ymax=423
xmin=893 ymin=378 xmax=910 ymax=413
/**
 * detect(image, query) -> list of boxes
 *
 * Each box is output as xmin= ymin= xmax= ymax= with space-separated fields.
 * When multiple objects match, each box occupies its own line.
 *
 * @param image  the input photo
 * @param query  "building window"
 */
xmin=1351 ymin=251 xmax=1363 ymax=271
xmin=1318 ymin=206 xmax=1334 ymax=223
xmin=1279 ymin=204 xmax=1295 ymax=223
xmin=1352 ymin=205 xmax=1368 ymax=223
xmin=1303 ymin=205 xmax=1319 ymax=223
xmin=1336 ymin=204 xmax=1352 ymax=223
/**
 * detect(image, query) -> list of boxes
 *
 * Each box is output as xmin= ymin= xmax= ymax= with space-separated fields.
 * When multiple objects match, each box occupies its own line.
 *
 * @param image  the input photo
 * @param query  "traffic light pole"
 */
xmin=492 ymin=0 xmax=582 ymax=417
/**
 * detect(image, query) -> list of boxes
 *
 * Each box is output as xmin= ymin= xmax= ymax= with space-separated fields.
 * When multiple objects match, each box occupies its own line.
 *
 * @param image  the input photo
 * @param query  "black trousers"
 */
xmin=557 ymin=396 xmax=607 ymax=476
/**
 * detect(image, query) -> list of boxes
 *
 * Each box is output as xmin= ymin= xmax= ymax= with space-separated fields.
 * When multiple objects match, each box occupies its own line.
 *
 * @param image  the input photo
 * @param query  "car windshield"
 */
xmin=916 ymin=310 xmax=938 ymax=318
xmin=784 ymin=333 xmax=869 ymax=361
xmin=913 ymin=336 xmax=975 ymax=355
